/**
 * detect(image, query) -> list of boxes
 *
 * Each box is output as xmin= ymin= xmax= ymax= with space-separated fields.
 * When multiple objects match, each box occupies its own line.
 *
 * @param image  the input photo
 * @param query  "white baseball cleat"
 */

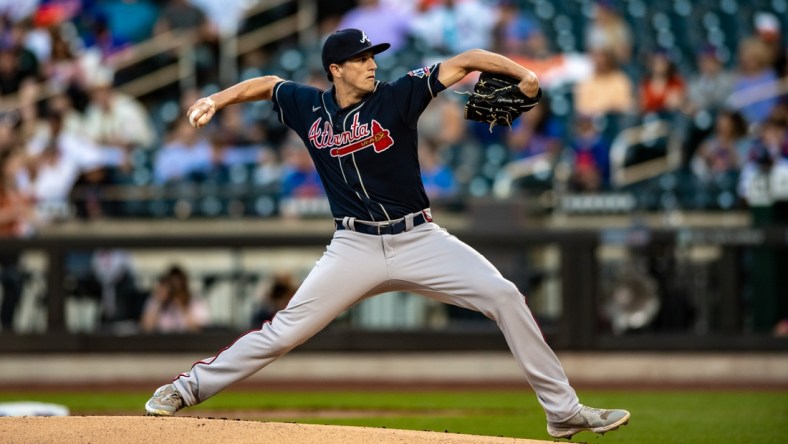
xmin=547 ymin=404 xmax=630 ymax=439
xmin=145 ymin=384 xmax=184 ymax=416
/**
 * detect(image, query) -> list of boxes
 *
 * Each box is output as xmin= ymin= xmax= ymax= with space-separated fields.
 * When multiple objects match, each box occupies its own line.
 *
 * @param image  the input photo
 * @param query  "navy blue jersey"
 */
xmin=272 ymin=63 xmax=447 ymax=221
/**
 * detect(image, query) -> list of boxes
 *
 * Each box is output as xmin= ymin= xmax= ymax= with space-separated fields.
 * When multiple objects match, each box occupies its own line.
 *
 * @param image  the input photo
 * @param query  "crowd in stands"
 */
xmin=0 ymin=0 xmax=785 ymax=226
xmin=0 ymin=0 xmax=786 ymax=334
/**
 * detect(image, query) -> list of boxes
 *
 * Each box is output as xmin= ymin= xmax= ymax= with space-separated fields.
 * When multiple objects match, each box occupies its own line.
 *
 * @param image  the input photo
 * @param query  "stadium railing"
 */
xmin=1 ymin=224 xmax=786 ymax=353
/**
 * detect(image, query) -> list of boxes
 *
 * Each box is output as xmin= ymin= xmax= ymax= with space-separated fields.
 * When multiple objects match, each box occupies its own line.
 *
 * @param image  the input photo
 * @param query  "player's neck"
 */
xmin=333 ymin=84 xmax=365 ymax=110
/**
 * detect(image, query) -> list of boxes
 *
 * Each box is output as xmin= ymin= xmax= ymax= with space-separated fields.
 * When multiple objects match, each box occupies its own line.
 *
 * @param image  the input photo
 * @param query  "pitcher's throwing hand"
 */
xmin=187 ymin=97 xmax=216 ymax=128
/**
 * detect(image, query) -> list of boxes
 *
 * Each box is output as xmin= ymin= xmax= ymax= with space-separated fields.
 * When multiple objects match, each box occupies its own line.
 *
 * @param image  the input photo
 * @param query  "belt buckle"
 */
xmin=377 ymin=222 xmax=392 ymax=235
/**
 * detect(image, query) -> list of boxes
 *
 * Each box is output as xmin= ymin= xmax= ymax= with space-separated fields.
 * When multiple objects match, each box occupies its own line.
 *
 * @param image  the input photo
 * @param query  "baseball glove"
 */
xmin=463 ymin=72 xmax=542 ymax=131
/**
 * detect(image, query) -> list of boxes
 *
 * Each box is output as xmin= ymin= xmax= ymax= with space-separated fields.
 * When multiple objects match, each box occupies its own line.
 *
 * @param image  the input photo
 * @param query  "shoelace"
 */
xmin=584 ymin=406 xmax=604 ymax=416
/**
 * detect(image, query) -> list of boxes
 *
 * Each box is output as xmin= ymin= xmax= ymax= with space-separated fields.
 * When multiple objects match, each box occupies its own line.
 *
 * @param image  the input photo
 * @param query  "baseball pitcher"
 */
xmin=145 ymin=28 xmax=630 ymax=440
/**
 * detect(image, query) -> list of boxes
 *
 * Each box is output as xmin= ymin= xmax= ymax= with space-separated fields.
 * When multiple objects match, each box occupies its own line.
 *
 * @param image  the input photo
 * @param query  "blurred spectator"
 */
xmin=568 ymin=115 xmax=612 ymax=192
xmin=47 ymin=88 xmax=89 ymax=139
xmin=96 ymin=0 xmax=159 ymax=44
xmin=0 ymin=112 xmax=18 ymax=153
xmin=20 ymin=16 xmax=52 ymax=66
xmin=774 ymin=318 xmax=788 ymax=337
xmin=0 ymin=0 xmax=39 ymax=23
xmin=33 ymin=67 xmax=149 ymax=217
xmin=502 ymin=28 xmax=593 ymax=90
xmin=153 ymin=118 xmax=212 ymax=184
xmin=772 ymin=102 xmax=788 ymax=128
xmin=26 ymin=109 xmax=108 ymax=221
xmin=204 ymin=130 xmax=255 ymax=183
xmin=338 ymin=0 xmax=412 ymax=53
xmin=253 ymin=145 xmax=282 ymax=188
xmin=91 ymin=248 xmax=145 ymax=327
xmin=279 ymin=135 xmax=324 ymax=199
xmin=574 ymin=48 xmax=634 ymax=117
xmin=419 ymin=140 xmax=457 ymax=200
xmin=14 ymin=78 xmax=41 ymax=139
xmin=493 ymin=98 xmax=563 ymax=195
xmin=0 ymin=33 xmax=39 ymax=96
xmin=410 ymin=0 xmax=500 ymax=54
xmin=217 ymin=104 xmax=267 ymax=147
xmin=304 ymin=68 xmax=331 ymax=91
xmin=505 ymin=99 xmax=562 ymax=161
xmin=189 ymin=0 xmax=247 ymax=38
xmin=31 ymin=0 xmax=81 ymax=28
xmin=238 ymin=48 xmax=269 ymax=80
xmin=278 ymin=135 xmax=326 ymax=218
xmin=0 ymin=116 xmax=34 ymax=209
xmin=154 ymin=0 xmax=212 ymax=38
xmin=154 ymin=0 xmax=218 ymax=81
xmin=584 ymin=0 xmax=632 ymax=64
xmin=738 ymin=116 xmax=788 ymax=200
xmin=44 ymin=28 xmax=87 ymax=91
xmin=141 ymin=265 xmax=209 ymax=333
xmin=1 ymin=18 xmax=40 ymax=79
xmin=62 ymin=247 xmax=143 ymax=333
xmin=80 ymin=14 xmax=130 ymax=65
xmin=682 ymin=45 xmax=736 ymax=116
xmin=520 ymin=28 xmax=553 ymax=61
xmin=81 ymin=67 xmax=156 ymax=200
xmin=728 ymin=37 xmax=779 ymax=125
xmin=753 ymin=12 xmax=785 ymax=77
xmin=679 ymin=45 xmax=737 ymax=164
xmin=251 ymin=272 xmax=297 ymax=326
xmin=419 ymin=93 xmax=465 ymax=149
xmin=493 ymin=0 xmax=540 ymax=56
xmin=639 ymin=51 xmax=685 ymax=116
xmin=380 ymin=0 xmax=417 ymax=12
xmin=691 ymin=110 xmax=750 ymax=183
xmin=163 ymin=89 xmax=271 ymax=186
xmin=212 ymin=134 xmax=269 ymax=176
xmin=757 ymin=115 xmax=788 ymax=161
xmin=63 ymin=249 xmax=102 ymax=332
xmin=83 ymin=68 xmax=155 ymax=152
xmin=0 ymin=143 xmax=35 ymax=332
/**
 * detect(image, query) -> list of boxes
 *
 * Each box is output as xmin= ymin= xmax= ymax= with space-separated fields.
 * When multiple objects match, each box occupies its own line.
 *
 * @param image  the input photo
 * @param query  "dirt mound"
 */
xmin=0 ymin=416 xmax=554 ymax=444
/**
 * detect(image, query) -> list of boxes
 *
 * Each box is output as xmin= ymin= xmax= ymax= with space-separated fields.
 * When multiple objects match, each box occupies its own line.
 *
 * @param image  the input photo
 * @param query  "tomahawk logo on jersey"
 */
xmin=272 ymin=63 xmax=446 ymax=221
xmin=307 ymin=115 xmax=394 ymax=157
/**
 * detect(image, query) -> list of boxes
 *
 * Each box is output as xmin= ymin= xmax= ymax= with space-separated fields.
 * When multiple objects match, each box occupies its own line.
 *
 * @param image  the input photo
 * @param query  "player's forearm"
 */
xmin=440 ymin=49 xmax=539 ymax=97
xmin=209 ymin=75 xmax=283 ymax=109
xmin=464 ymin=49 xmax=534 ymax=79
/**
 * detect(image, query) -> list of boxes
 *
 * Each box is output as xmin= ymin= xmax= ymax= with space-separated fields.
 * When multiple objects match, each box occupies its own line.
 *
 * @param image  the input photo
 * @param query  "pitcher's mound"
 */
xmin=0 ymin=416 xmax=555 ymax=444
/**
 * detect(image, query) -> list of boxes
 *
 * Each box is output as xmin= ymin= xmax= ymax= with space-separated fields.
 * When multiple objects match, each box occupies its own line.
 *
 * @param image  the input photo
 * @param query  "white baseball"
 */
xmin=189 ymin=109 xmax=202 ymax=127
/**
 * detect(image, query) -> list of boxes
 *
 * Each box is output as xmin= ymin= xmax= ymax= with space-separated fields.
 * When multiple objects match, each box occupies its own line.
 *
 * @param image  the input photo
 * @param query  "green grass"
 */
xmin=1 ymin=389 xmax=786 ymax=443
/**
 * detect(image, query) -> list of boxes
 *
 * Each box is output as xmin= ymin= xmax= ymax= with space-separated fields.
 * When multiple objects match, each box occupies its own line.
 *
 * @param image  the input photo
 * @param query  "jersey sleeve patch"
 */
xmin=407 ymin=66 xmax=432 ymax=78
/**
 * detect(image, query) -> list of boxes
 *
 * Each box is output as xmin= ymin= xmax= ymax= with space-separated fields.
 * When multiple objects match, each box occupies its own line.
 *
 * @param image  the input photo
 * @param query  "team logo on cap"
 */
xmin=360 ymin=31 xmax=371 ymax=44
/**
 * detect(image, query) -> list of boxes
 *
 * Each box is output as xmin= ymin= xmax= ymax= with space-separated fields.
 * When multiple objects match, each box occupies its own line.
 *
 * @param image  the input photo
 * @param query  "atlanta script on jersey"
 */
xmin=272 ymin=64 xmax=446 ymax=222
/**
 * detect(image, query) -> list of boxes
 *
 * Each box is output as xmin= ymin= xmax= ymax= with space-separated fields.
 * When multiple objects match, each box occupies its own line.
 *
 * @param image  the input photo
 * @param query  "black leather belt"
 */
xmin=335 ymin=211 xmax=432 ymax=235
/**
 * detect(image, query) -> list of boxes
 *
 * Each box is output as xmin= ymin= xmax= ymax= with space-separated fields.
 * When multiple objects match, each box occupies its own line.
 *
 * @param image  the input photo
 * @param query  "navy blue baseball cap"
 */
xmin=321 ymin=29 xmax=390 ymax=75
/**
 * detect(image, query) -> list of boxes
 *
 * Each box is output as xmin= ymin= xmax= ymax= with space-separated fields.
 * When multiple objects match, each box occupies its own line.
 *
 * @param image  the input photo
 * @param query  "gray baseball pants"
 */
xmin=172 ymin=221 xmax=581 ymax=422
